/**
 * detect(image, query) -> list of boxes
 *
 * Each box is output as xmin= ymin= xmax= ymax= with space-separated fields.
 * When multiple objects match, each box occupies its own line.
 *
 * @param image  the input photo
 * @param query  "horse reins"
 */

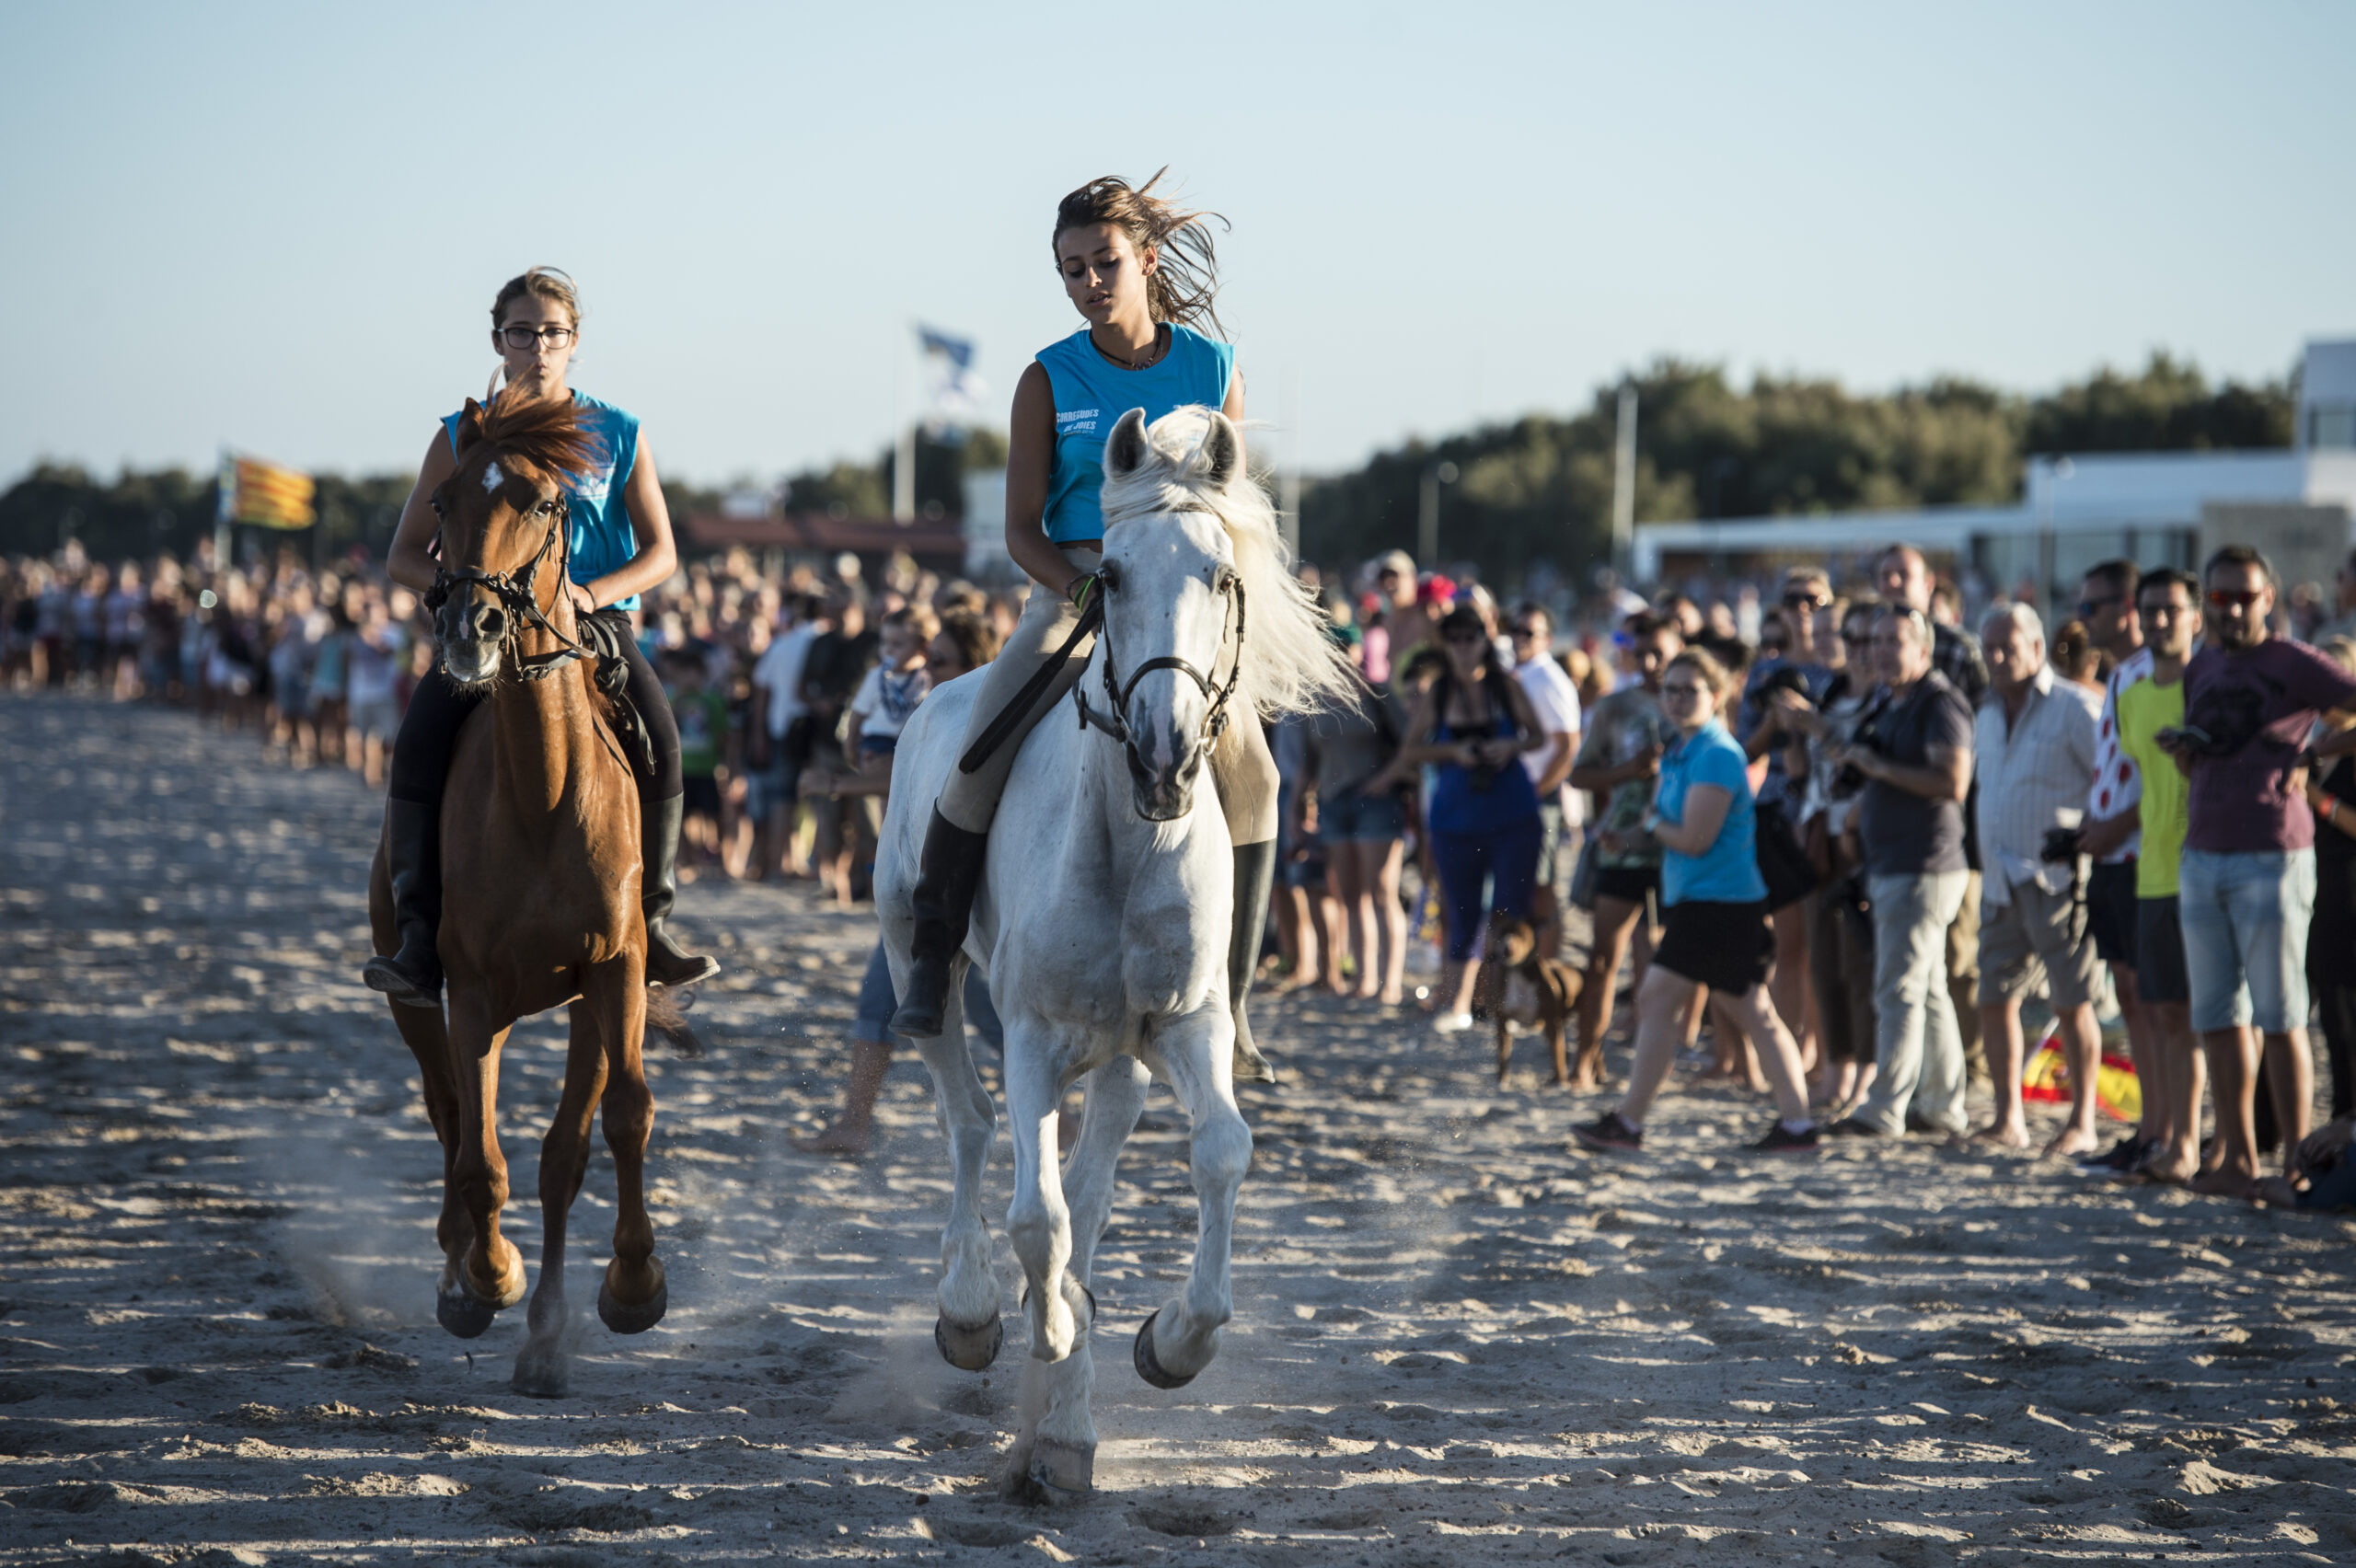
xmin=424 ymin=492 xmax=599 ymax=682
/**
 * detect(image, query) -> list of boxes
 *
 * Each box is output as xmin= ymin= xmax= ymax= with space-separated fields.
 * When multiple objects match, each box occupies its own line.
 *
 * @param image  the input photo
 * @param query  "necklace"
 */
xmin=1093 ymin=324 xmax=1167 ymax=371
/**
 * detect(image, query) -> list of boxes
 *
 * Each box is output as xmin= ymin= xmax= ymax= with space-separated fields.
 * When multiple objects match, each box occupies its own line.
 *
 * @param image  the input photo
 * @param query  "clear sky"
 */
xmin=3 ymin=1 xmax=2349 ymax=490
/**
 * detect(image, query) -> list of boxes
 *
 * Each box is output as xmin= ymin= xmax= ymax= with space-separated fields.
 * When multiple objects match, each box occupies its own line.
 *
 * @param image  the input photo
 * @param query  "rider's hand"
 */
xmin=570 ymin=584 xmax=596 ymax=618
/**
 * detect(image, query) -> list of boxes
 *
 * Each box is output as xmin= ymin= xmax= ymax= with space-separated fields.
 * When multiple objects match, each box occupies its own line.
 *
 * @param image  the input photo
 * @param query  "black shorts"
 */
xmin=2087 ymin=859 xmax=2140 ymax=966
xmin=2135 ymin=895 xmax=2189 ymax=1004
xmin=1655 ymin=898 xmax=1774 ymax=997
xmin=1593 ymin=864 xmax=1661 ymax=908
xmin=682 ymin=774 xmax=723 ymax=818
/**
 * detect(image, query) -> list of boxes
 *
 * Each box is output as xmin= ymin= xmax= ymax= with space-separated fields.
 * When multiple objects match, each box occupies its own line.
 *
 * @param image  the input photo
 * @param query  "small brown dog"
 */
xmin=1482 ymin=916 xmax=1585 ymax=1087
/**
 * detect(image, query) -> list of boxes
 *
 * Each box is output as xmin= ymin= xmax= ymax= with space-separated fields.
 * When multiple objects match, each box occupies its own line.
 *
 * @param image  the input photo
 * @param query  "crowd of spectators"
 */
xmin=13 ymin=527 xmax=2356 ymax=1198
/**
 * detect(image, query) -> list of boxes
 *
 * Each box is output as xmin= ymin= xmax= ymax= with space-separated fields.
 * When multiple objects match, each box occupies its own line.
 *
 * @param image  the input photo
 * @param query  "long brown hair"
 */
xmin=1054 ymin=169 xmax=1227 ymax=336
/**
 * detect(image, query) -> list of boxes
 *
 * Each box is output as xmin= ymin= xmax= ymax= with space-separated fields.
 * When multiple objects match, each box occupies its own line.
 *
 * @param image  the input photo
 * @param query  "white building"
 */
xmin=1634 ymin=339 xmax=2356 ymax=619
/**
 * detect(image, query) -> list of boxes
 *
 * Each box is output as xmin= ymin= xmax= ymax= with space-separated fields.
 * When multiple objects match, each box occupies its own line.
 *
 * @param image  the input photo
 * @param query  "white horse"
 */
xmin=874 ymin=404 xmax=1354 ymax=1502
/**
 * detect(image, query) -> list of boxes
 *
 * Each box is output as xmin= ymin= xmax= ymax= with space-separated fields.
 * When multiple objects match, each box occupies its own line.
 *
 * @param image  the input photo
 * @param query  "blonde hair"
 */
xmin=491 ymin=266 xmax=582 ymax=332
xmin=1054 ymin=170 xmax=1227 ymax=336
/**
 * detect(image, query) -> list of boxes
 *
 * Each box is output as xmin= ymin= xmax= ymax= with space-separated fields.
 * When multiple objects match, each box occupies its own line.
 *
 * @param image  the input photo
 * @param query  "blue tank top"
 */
xmin=1427 ymin=702 xmax=1541 ymax=836
xmin=442 ymin=389 xmax=644 ymax=612
xmin=1035 ymin=324 xmax=1235 ymax=543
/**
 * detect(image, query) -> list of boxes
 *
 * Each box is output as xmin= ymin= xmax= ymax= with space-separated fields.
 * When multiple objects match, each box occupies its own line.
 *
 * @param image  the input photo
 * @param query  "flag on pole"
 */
xmin=216 ymin=449 xmax=317 ymax=530
xmin=917 ymin=325 xmax=985 ymax=426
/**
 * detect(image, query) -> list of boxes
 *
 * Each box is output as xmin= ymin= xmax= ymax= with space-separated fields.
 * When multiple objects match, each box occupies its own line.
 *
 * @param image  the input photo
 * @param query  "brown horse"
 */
xmin=367 ymin=392 xmax=693 ymax=1398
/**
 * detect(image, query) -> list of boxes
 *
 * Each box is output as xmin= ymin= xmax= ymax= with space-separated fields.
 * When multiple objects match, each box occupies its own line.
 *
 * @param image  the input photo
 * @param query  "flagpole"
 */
xmin=893 ymin=321 xmax=917 ymax=523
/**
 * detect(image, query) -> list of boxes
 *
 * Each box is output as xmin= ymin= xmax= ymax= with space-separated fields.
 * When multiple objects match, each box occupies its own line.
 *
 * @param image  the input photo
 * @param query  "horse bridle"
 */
xmin=422 ymin=490 xmax=596 ymax=682
xmin=1073 ymin=550 xmax=1248 ymax=755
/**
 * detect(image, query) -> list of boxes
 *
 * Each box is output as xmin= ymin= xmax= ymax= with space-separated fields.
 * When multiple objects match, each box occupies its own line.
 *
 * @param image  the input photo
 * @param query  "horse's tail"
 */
xmin=644 ymin=983 xmax=705 ymax=1058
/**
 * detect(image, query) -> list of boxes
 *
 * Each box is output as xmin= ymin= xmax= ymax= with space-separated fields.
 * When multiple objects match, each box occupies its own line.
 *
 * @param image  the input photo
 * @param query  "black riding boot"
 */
xmin=1230 ymin=838 xmax=1278 ymax=1084
xmin=643 ymin=794 xmax=721 ymax=988
xmin=892 ymin=807 xmax=990 ymax=1038
xmin=363 ymin=798 xmax=443 ymax=1009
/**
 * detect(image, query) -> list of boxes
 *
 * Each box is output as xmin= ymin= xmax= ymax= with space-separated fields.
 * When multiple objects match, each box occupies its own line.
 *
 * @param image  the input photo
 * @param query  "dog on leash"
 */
xmin=1482 ymin=916 xmax=1585 ymax=1087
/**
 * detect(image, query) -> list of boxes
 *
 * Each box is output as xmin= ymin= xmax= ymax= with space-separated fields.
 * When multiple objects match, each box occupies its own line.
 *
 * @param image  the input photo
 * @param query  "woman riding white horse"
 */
xmin=891 ymin=173 xmax=1277 ymax=1078
xmin=365 ymin=267 xmax=717 ymax=1007
xmin=877 ymin=403 xmax=1354 ymax=1501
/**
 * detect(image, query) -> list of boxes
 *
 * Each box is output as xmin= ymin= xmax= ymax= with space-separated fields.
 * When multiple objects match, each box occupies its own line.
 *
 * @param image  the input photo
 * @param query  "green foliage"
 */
xmin=0 ymin=463 xmax=214 ymax=560
xmin=1298 ymin=352 xmax=2292 ymax=584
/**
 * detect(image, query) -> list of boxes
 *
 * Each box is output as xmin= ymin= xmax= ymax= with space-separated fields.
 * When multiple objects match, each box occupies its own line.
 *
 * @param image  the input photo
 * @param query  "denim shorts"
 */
xmin=1319 ymin=788 xmax=1406 ymax=844
xmin=2177 ymin=847 xmax=2316 ymax=1034
xmin=745 ymin=757 xmax=798 ymax=820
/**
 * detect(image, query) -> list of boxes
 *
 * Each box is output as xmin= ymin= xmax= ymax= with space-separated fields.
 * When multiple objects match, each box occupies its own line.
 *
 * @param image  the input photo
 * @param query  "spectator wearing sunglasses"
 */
xmin=2159 ymin=546 xmax=2356 ymax=1197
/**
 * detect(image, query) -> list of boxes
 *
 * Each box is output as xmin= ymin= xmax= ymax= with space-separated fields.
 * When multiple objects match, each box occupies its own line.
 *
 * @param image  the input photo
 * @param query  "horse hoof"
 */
xmin=597 ymin=1277 xmax=667 ymax=1335
xmin=511 ymin=1351 xmax=569 ymax=1400
xmin=436 ymin=1288 xmax=499 ymax=1341
xmin=935 ymin=1313 xmax=1003 ymax=1371
xmin=1132 ymin=1308 xmax=1196 ymax=1389
xmin=1027 ymin=1438 xmax=1096 ymax=1502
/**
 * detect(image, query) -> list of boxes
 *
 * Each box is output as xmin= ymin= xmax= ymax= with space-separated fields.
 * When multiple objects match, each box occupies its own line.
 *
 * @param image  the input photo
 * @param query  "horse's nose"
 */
xmin=470 ymin=601 xmax=507 ymax=644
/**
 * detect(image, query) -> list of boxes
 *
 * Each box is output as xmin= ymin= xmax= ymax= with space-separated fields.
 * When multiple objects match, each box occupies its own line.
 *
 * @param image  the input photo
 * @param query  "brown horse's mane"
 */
xmin=461 ymin=392 xmax=599 ymax=485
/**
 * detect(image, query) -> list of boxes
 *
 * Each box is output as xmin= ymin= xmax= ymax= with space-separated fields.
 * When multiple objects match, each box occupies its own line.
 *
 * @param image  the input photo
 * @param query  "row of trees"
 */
xmin=1295 ymin=352 xmax=2295 ymax=582
xmin=0 ymin=353 xmax=2293 ymax=572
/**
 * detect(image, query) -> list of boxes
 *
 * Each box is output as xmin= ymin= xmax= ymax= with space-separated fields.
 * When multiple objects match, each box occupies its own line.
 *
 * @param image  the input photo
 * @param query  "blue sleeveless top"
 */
xmin=1035 ymin=324 xmax=1234 ymax=543
xmin=442 ymin=389 xmax=644 ymax=612
xmin=1428 ymin=702 xmax=1541 ymax=836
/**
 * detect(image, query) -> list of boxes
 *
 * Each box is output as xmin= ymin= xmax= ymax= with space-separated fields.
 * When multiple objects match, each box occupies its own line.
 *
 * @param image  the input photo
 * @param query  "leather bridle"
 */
xmin=1074 ymin=555 xmax=1248 ymax=757
xmin=423 ymin=489 xmax=596 ymax=682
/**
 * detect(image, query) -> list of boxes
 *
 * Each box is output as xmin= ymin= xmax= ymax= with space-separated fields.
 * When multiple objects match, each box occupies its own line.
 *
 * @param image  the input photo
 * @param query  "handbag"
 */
xmin=1754 ymin=796 xmax=1819 ymax=912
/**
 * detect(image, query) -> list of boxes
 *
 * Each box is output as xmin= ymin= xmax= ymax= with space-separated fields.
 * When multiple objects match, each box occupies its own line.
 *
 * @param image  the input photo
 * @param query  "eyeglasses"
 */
xmin=2207 ymin=588 xmax=2264 ymax=609
xmin=1660 ymin=682 xmax=1705 ymax=700
xmin=1507 ymin=624 xmax=1543 ymax=640
xmin=500 ymin=325 xmax=576 ymax=350
xmin=1781 ymin=594 xmax=1829 ymax=610
xmin=2075 ymin=594 xmax=2123 ymax=617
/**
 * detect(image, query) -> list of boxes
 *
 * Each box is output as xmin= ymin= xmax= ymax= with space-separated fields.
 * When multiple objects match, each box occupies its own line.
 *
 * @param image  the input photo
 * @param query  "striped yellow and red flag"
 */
xmin=218 ymin=452 xmax=317 ymax=530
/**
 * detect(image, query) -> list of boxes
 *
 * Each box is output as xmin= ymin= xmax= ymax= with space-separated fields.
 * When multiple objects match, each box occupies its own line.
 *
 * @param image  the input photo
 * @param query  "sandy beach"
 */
xmin=3 ymin=689 xmax=2353 ymax=1565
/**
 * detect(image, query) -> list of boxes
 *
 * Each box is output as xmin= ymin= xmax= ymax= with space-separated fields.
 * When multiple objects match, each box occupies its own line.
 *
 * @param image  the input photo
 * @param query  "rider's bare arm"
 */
xmin=387 ymin=428 xmax=460 ymax=595
xmin=576 ymin=442 xmax=679 ymax=614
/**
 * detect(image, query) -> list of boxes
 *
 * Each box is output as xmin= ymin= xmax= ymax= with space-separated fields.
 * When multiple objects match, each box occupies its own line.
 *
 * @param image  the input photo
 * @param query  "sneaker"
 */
xmin=1752 ymin=1123 xmax=1822 ymax=1155
xmin=1573 ymin=1113 xmax=1644 ymax=1153
xmin=1826 ymin=1117 xmax=1884 ymax=1138
xmin=2076 ymin=1135 xmax=2143 ymax=1171
xmin=1431 ymin=1011 xmax=1475 ymax=1035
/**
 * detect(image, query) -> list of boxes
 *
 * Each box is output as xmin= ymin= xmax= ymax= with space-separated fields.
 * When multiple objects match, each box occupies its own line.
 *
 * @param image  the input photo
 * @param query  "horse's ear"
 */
xmin=1104 ymin=408 xmax=1150 ymax=479
xmin=454 ymin=399 xmax=486 ymax=456
xmin=1199 ymin=411 xmax=1241 ymax=490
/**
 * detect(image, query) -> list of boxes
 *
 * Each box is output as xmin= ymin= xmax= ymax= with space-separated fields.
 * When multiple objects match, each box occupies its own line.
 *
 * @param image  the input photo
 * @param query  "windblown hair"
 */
xmin=460 ymin=391 xmax=598 ymax=487
xmin=491 ymin=266 xmax=583 ymax=332
xmin=1096 ymin=405 xmax=1355 ymax=721
xmin=1054 ymin=169 xmax=1228 ymax=337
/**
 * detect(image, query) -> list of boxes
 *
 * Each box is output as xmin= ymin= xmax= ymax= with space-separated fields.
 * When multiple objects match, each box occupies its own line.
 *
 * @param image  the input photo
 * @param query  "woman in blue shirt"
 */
xmin=364 ymin=268 xmax=716 ymax=1008
xmin=894 ymin=173 xmax=1275 ymax=1054
xmin=1574 ymin=648 xmax=1819 ymax=1156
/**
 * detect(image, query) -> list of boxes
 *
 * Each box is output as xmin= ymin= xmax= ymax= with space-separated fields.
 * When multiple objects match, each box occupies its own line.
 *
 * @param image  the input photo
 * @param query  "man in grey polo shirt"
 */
xmin=1970 ymin=603 xmax=2105 ymax=1155
xmin=1828 ymin=605 xmax=1976 ymax=1138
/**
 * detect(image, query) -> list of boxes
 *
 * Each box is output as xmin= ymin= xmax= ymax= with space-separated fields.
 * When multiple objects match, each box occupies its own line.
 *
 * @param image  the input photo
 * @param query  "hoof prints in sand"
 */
xmin=3 ymin=693 xmax=2355 ymax=1563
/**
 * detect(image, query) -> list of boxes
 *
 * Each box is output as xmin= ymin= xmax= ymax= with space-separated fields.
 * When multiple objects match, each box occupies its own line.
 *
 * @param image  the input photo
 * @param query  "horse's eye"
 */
xmin=1097 ymin=563 xmax=1121 ymax=594
xmin=429 ymin=496 xmax=446 ymax=518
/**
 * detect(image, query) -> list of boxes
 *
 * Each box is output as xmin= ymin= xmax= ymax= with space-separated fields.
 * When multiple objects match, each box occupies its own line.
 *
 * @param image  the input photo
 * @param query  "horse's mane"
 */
xmin=462 ymin=392 xmax=599 ymax=486
xmin=1099 ymin=406 xmax=1357 ymax=721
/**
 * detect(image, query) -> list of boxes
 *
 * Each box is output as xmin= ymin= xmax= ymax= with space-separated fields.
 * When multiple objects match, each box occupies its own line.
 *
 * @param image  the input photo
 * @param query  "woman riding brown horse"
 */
xmin=367 ymin=390 xmax=688 ymax=1398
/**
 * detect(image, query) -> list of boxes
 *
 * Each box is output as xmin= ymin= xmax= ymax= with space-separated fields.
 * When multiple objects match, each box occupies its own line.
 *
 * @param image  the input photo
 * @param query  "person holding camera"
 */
xmin=1965 ymin=603 xmax=2105 ymax=1153
xmin=2159 ymin=546 xmax=2356 ymax=1196
xmin=1400 ymin=604 xmax=1547 ymax=1032
xmin=1821 ymin=605 xmax=1975 ymax=1138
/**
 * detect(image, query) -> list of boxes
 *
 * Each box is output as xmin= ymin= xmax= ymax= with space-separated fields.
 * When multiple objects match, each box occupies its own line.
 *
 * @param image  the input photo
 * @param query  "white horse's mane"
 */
xmin=1097 ymin=405 xmax=1357 ymax=721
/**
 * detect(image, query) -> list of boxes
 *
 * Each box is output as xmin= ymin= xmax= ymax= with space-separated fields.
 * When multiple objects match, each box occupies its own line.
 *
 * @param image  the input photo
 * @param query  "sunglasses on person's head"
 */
xmin=2207 ymin=587 xmax=2264 ymax=608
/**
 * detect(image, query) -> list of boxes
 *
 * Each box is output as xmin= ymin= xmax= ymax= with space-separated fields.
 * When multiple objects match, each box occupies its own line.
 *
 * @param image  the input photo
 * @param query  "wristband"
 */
xmin=1068 ymin=572 xmax=1098 ymax=612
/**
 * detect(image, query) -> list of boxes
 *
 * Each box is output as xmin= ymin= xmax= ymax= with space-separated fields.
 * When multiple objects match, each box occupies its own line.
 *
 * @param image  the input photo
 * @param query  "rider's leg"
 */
xmin=364 ymin=669 xmax=483 ymax=1006
xmin=897 ymin=548 xmax=1101 ymax=1037
xmin=1207 ymin=715 xmax=1281 ymax=1082
xmin=605 ymin=616 xmax=719 ymax=987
